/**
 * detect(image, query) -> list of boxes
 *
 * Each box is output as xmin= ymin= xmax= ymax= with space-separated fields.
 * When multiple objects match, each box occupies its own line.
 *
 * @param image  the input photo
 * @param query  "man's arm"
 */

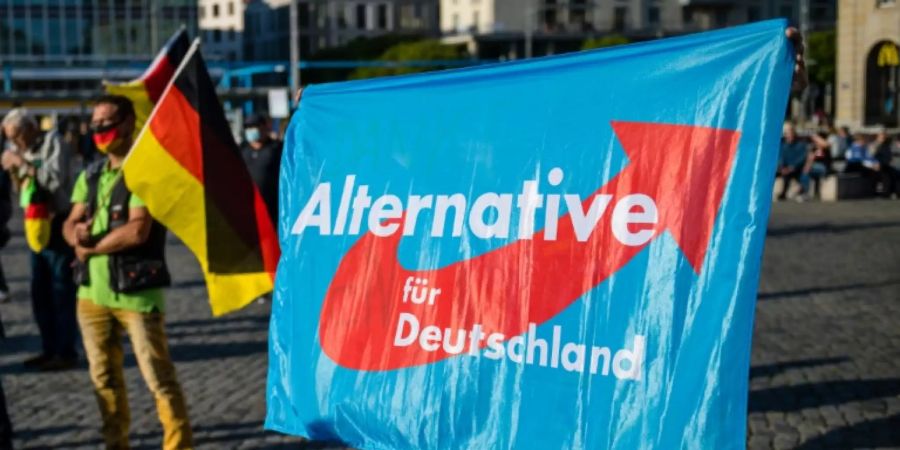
xmin=809 ymin=133 xmax=829 ymax=150
xmin=75 ymin=207 xmax=153 ymax=262
xmin=785 ymin=28 xmax=807 ymax=93
xmin=63 ymin=202 xmax=90 ymax=248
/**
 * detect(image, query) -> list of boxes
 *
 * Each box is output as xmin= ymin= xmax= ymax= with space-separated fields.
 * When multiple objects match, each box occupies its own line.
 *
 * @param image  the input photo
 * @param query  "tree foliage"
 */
xmin=581 ymin=35 xmax=630 ymax=51
xmin=350 ymin=39 xmax=466 ymax=80
xmin=303 ymin=34 xmax=426 ymax=83
xmin=807 ymin=30 xmax=836 ymax=86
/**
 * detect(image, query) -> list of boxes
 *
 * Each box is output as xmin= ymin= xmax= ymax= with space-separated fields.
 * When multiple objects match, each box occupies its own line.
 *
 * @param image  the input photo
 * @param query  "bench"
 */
xmin=819 ymin=173 xmax=876 ymax=201
xmin=772 ymin=173 xmax=876 ymax=202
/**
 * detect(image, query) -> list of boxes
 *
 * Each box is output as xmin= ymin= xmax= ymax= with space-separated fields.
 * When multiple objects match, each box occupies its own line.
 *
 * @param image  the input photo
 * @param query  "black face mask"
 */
xmin=90 ymin=117 xmax=125 ymax=134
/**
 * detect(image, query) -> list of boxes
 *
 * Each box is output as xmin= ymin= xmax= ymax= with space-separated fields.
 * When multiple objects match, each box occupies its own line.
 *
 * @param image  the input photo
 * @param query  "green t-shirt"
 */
xmin=71 ymin=164 xmax=164 ymax=313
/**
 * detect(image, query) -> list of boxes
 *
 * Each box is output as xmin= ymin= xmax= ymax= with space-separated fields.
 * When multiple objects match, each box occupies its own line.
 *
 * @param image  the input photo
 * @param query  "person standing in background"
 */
xmin=240 ymin=113 xmax=282 ymax=304
xmin=0 ymin=134 xmax=12 ymax=303
xmin=64 ymin=95 xmax=193 ymax=449
xmin=240 ymin=113 xmax=282 ymax=226
xmin=872 ymin=129 xmax=897 ymax=197
xmin=1 ymin=108 xmax=79 ymax=371
xmin=0 ymin=306 xmax=11 ymax=450
xmin=826 ymin=124 xmax=849 ymax=161
xmin=777 ymin=122 xmax=810 ymax=200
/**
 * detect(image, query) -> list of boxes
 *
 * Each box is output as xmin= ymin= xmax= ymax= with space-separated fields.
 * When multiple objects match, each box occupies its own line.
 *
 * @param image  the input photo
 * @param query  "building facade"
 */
xmin=1 ymin=0 xmax=199 ymax=63
xmin=199 ymin=0 xmax=246 ymax=61
xmin=441 ymin=0 xmax=835 ymax=58
xmin=836 ymin=0 xmax=900 ymax=129
xmin=243 ymin=0 xmax=439 ymax=60
xmin=0 ymin=0 xmax=199 ymax=107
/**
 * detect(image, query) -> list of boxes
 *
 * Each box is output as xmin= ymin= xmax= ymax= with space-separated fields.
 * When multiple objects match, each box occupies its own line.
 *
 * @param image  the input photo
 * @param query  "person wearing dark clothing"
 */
xmin=240 ymin=113 xmax=283 ymax=223
xmin=844 ymin=134 xmax=879 ymax=174
xmin=777 ymin=123 xmax=809 ymax=200
xmin=0 ymin=131 xmax=10 ymax=440
xmin=2 ymin=108 xmax=79 ymax=371
xmin=0 ymin=167 xmax=11 ymax=302
xmin=800 ymin=132 xmax=833 ymax=198
xmin=0 ymin=307 xmax=11 ymax=449
xmin=872 ymin=130 xmax=898 ymax=197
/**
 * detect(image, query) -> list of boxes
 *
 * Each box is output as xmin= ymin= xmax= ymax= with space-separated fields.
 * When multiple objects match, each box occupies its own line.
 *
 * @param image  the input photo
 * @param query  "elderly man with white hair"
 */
xmin=1 ymin=108 xmax=79 ymax=371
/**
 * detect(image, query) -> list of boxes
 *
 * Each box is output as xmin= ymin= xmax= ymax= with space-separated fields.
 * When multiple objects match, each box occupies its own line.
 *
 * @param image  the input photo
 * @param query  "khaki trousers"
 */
xmin=77 ymin=299 xmax=193 ymax=450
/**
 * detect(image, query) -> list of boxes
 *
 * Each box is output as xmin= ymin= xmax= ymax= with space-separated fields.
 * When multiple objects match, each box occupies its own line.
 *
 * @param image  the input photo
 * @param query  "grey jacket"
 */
xmin=19 ymin=130 xmax=77 ymax=214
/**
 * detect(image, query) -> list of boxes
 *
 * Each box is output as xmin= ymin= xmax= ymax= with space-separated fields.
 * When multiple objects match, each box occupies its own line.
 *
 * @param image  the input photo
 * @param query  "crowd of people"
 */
xmin=0 ymin=98 xmax=282 ymax=450
xmin=777 ymin=121 xmax=900 ymax=201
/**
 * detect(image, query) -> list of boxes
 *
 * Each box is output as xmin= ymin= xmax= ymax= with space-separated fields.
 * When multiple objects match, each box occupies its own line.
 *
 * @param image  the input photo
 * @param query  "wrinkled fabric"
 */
xmin=267 ymin=19 xmax=794 ymax=450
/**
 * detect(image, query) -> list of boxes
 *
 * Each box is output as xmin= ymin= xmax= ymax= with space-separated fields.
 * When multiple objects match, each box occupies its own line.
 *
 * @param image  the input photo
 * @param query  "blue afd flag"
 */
xmin=268 ymin=19 xmax=794 ymax=449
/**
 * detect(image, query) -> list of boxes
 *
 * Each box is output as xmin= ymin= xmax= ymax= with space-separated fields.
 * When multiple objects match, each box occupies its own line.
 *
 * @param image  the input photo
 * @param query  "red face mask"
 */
xmin=92 ymin=126 xmax=121 ymax=154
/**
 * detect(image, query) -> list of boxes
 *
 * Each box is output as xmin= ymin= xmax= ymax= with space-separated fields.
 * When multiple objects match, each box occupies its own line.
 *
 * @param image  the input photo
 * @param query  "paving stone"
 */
xmin=1 ymin=197 xmax=899 ymax=448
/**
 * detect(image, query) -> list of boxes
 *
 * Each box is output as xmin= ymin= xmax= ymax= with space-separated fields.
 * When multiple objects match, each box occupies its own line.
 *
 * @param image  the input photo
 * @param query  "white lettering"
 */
xmin=369 ymin=194 xmax=402 ymax=237
xmin=291 ymin=171 xmax=661 ymax=250
xmin=612 ymin=335 xmax=645 ymax=380
xmin=566 ymin=194 xmax=613 ymax=242
xmin=393 ymin=313 xmax=419 ymax=347
xmin=611 ymin=194 xmax=658 ymax=246
xmin=469 ymin=193 xmax=513 ymax=239
xmin=291 ymin=183 xmax=332 ymax=235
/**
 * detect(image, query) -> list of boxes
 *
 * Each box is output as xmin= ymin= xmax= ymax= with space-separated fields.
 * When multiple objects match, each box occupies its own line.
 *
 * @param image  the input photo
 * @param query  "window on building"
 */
xmin=715 ymin=9 xmax=728 ymax=27
xmin=213 ymin=3 xmax=220 ymax=17
xmin=747 ymin=6 xmax=760 ymax=22
xmin=299 ymin=3 xmax=311 ymax=27
xmin=570 ymin=0 xmax=587 ymax=30
xmin=780 ymin=5 xmax=793 ymax=20
xmin=229 ymin=2 xmax=235 ymax=16
xmin=339 ymin=7 xmax=348 ymax=29
xmin=228 ymin=28 xmax=235 ymax=42
xmin=199 ymin=6 xmax=205 ymax=19
xmin=613 ymin=6 xmax=627 ymax=32
xmin=648 ymin=6 xmax=660 ymax=26
xmin=812 ymin=6 xmax=828 ymax=19
xmin=213 ymin=29 xmax=221 ymax=43
xmin=877 ymin=0 xmax=896 ymax=7
xmin=377 ymin=4 xmax=388 ymax=29
xmin=356 ymin=4 xmax=367 ymax=29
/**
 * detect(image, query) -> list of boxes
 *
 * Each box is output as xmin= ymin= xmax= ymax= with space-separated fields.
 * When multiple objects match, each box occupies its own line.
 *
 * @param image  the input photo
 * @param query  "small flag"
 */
xmin=20 ymin=179 xmax=50 ymax=253
xmin=105 ymin=27 xmax=191 ymax=136
xmin=123 ymin=40 xmax=279 ymax=315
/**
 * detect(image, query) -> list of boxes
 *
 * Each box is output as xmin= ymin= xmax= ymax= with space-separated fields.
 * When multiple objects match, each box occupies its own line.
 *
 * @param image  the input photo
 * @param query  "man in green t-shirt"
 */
xmin=62 ymin=95 xmax=192 ymax=449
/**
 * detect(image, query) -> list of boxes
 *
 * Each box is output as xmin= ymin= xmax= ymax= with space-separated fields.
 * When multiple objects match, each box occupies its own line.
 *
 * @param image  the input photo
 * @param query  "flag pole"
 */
xmin=289 ymin=0 xmax=302 ymax=108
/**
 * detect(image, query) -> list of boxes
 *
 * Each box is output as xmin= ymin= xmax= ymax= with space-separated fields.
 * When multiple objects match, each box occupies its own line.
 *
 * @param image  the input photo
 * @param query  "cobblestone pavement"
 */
xmin=0 ymin=200 xmax=898 ymax=449
xmin=750 ymin=200 xmax=900 ymax=450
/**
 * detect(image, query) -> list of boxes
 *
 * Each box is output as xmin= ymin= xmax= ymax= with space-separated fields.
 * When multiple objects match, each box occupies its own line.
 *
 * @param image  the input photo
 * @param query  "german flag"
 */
xmin=124 ymin=40 xmax=279 ymax=315
xmin=20 ymin=179 xmax=50 ymax=254
xmin=106 ymin=28 xmax=190 ymax=136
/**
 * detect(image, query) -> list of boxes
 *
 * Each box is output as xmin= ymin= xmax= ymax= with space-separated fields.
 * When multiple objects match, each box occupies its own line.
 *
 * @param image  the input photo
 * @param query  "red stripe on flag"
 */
xmin=143 ymin=56 xmax=176 ymax=104
xmin=252 ymin=188 xmax=280 ymax=278
xmin=147 ymin=86 xmax=204 ymax=182
xmin=25 ymin=203 xmax=49 ymax=219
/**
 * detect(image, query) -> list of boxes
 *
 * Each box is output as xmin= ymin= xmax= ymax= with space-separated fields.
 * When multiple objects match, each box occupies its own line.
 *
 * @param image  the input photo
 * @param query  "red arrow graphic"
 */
xmin=318 ymin=121 xmax=740 ymax=371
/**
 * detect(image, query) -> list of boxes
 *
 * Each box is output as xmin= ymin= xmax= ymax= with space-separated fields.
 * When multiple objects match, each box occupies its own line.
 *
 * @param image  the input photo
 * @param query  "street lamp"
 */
xmin=290 ymin=0 xmax=302 ymax=107
xmin=524 ymin=0 xmax=535 ymax=58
